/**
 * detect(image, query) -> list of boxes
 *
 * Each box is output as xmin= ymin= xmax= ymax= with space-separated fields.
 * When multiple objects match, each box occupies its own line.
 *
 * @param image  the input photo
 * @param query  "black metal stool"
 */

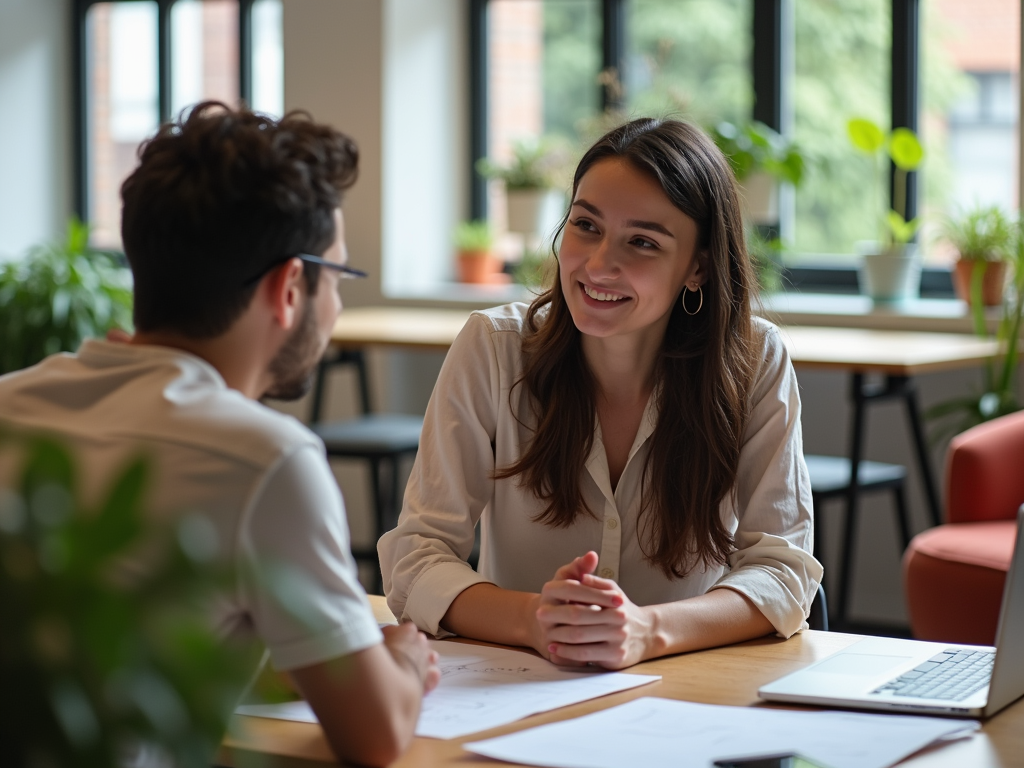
xmin=309 ymin=349 xmax=422 ymax=593
xmin=806 ymin=454 xmax=912 ymax=628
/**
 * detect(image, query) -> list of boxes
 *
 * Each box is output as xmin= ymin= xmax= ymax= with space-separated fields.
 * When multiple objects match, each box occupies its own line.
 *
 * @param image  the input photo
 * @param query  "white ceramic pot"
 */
xmin=858 ymin=244 xmax=921 ymax=303
xmin=738 ymin=171 xmax=778 ymax=226
xmin=506 ymin=188 xmax=565 ymax=237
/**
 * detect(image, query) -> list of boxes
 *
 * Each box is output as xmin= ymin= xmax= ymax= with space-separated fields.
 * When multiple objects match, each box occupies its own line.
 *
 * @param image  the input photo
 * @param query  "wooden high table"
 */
xmin=219 ymin=596 xmax=1024 ymax=767
xmin=329 ymin=306 xmax=999 ymax=522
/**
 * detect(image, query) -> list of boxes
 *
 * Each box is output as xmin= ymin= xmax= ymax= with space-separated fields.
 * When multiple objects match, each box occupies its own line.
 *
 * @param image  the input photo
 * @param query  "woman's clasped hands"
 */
xmin=531 ymin=551 xmax=657 ymax=670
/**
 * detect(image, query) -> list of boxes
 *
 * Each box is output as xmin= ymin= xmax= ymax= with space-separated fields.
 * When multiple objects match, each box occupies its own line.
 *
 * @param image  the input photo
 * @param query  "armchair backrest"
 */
xmin=946 ymin=410 xmax=1024 ymax=524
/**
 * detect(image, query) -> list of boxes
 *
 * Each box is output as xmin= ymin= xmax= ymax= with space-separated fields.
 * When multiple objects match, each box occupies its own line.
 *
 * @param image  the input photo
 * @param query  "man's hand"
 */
xmin=382 ymin=621 xmax=440 ymax=693
xmin=533 ymin=551 xmax=655 ymax=670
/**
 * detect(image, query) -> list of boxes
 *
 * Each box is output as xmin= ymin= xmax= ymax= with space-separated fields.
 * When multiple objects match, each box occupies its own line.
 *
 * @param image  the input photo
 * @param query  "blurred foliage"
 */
xmin=747 ymin=229 xmax=785 ymax=295
xmin=476 ymin=137 xmax=573 ymax=191
xmin=847 ymin=117 xmax=925 ymax=247
xmin=0 ymin=427 xmax=260 ymax=767
xmin=0 ymin=218 xmax=133 ymax=375
xmin=926 ymin=222 xmax=1024 ymax=444
xmin=454 ymin=220 xmax=495 ymax=253
xmin=711 ymin=121 xmax=806 ymax=186
xmin=513 ymin=247 xmax=558 ymax=290
xmin=940 ymin=205 xmax=1015 ymax=262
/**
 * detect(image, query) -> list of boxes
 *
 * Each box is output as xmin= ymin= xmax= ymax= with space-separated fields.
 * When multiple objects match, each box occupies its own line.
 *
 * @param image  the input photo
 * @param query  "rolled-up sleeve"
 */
xmin=378 ymin=313 xmax=502 ymax=636
xmin=709 ymin=325 xmax=823 ymax=638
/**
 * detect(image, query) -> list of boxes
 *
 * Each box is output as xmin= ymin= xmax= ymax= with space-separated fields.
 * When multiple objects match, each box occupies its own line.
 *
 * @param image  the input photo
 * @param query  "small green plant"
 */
xmin=513 ymin=247 xmax=556 ymax=289
xmin=940 ymin=205 xmax=1014 ymax=262
xmin=0 ymin=218 xmax=133 ymax=375
xmin=710 ymin=121 xmax=805 ymax=187
xmin=847 ymin=117 xmax=924 ymax=248
xmin=746 ymin=229 xmax=785 ymax=295
xmin=454 ymin=220 xmax=494 ymax=253
xmin=476 ymin=137 xmax=569 ymax=191
xmin=0 ymin=427 xmax=259 ymax=767
xmin=926 ymin=222 xmax=1024 ymax=443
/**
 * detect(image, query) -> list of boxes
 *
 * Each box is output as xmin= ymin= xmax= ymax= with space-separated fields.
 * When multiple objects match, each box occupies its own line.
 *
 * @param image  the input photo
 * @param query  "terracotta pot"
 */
xmin=953 ymin=259 xmax=1007 ymax=307
xmin=456 ymin=251 xmax=499 ymax=283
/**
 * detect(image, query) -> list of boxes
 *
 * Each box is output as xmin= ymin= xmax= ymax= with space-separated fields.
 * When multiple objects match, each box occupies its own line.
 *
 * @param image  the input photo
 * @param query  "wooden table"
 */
xmin=218 ymin=596 xmax=1024 ymax=767
xmin=332 ymin=307 xmax=999 ymax=520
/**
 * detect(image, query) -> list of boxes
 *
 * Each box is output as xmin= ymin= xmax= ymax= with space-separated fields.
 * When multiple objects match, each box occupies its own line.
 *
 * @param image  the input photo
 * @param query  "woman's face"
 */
xmin=559 ymin=157 xmax=704 ymax=344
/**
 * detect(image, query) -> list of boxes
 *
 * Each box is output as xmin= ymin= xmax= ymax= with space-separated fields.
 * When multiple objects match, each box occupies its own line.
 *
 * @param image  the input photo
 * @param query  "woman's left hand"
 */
xmin=537 ymin=566 xmax=658 ymax=670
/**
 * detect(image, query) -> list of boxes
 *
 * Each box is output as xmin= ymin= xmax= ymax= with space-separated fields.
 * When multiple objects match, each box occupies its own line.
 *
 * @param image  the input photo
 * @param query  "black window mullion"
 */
xmin=469 ymin=0 xmax=489 ymax=220
xmin=157 ymin=0 xmax=173 ymax=122
xmin=752 ymin=0 xmax=783 ymax=132
xmin=72 ymin=0 xmax=92 ymax=221
xmin=891 ymin=0 xmax=919 ymax=224
xmin=239 ymin=0 xmax=254 ymax=106
xmin=601 ymin=0 xmax=625 ymax=111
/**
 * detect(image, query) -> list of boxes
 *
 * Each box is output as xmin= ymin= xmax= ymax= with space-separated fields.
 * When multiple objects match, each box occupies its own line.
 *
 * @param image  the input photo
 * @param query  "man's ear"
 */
xmin=264 ymin=257 xmax=306 ymax=330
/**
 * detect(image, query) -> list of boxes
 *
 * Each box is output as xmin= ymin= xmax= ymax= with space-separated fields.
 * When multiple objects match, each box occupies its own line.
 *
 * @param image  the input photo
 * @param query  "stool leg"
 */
xmin=368 ymin=458 xmax=385 ymax=594
xmin=836 ymin=493 xmax=859 ymax=628
xmin=892 ymin=482 xmax=912 ymax=552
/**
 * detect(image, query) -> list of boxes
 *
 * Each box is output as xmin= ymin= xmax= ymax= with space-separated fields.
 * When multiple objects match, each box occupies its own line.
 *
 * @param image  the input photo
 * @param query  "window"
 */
xmin=921 ymin=0 xmax=1020 ymax=266
xmin=473 ymin=0 xmax=1021 ymax=295
xmin=625 ymin=0 xmax=752 ymax=126
xmin=791 ymin=0 xmax=890 ymax=261
xmin=73 ymin=0 xmax=284 ymax=248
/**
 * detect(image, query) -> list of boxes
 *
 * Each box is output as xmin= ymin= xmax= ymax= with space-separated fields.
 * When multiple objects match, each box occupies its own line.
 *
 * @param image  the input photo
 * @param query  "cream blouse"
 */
xmin=379 ymin=302 xmax=822 ymax=639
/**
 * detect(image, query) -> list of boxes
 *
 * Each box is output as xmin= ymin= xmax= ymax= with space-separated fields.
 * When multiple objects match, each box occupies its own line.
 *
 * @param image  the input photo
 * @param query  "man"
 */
xmin=0 ymin=102 xmax=437 ymax=767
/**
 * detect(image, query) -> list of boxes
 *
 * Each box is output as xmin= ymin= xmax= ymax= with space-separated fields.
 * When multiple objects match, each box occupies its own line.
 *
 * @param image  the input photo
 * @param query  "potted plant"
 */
xmin=846 ymin=117 xmax=925 ymax=303
xmin=926 ymin=221 xmax=1024 ymax=443
xmin=941 ymin=205 xmax=1014 ymax=308
xmin=453 ymin=220 xmax=500 ymax=284
xmin=0 ymin=218 xmax=133 ymax=374
xmin=476 ymin=137 xmax=568 ymax=236
xmin=711 ymin=121 xmax=806 ymax=226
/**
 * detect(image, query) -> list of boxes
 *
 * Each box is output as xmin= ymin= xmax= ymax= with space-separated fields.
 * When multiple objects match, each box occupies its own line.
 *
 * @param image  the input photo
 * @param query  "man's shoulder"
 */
xmin=0 ymin=341 xmax=322 ymax=472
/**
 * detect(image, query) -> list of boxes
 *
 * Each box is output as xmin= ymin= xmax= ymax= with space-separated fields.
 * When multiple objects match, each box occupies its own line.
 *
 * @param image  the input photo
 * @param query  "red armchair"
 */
xmin=903 ymin=410 xmax=1024 ymax=644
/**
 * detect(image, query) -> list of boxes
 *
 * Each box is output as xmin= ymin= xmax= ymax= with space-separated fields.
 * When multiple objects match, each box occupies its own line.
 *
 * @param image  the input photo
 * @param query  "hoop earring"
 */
xmin=681 ymin=285 xmax=703 ymax=315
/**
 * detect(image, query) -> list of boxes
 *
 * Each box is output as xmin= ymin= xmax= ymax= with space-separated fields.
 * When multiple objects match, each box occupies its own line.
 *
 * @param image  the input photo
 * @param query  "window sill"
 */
xmin=378 ymin=282 xmax=993 ymax=335
xmin=758 ymin=291 xmax=995 ymax=334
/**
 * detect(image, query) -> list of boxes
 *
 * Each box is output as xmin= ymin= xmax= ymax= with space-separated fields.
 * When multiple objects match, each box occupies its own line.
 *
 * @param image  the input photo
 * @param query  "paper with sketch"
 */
xmin=235 ymin=640 xmax=660 ymax=739
xmin=464 ymin=697 xmax=979 ymax=768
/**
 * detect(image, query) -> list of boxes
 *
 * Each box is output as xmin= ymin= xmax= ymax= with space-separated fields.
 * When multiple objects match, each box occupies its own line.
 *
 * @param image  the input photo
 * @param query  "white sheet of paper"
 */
xmin=464 ymin=697 xmax=980 ymax=768
xmin=235 ymin=640 xmax=660 ymax=739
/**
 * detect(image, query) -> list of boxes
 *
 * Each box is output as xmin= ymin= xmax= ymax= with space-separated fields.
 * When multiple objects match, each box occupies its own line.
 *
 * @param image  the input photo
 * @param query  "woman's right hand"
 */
xmin=531 ymin=551 xmax=624 ymax=666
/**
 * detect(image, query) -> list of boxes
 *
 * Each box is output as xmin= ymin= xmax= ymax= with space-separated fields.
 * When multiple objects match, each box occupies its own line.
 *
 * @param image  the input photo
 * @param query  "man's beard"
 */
xmin=264 ymin=300 xmax=324 ymax=401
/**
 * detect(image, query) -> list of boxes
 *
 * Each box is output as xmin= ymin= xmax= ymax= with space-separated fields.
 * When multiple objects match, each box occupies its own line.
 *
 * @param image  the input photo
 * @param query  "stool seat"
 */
xmin=903 ymin=520 xmax=1016 ymax=645
xmin=313 ymin=414 xmax=423 ymax=457
xmin=806 ymin=455 xmax=907 ymax=495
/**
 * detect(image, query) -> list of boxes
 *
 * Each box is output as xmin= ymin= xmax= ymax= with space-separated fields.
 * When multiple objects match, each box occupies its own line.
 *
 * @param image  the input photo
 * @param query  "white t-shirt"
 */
xmin=379 ymin=303 xmax=823 ymax=639
xmin=0 ymin=339 xmax=382 ymax=671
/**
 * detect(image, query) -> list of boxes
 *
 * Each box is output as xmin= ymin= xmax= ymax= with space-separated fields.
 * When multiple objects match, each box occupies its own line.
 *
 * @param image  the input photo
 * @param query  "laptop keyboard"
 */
xmin=872 ymin=648 xmax=994 ymax=701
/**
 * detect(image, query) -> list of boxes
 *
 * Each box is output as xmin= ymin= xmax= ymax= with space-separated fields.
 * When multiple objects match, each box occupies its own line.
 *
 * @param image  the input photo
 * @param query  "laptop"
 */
xmin=759 ymin=506 xmax=1024 ymax=718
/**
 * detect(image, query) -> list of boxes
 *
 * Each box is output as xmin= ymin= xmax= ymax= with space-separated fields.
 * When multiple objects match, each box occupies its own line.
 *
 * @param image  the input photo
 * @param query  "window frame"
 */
xmin=71 ymin=0 xmax=258 ymax=223
xmin=468 ymin=0 xmax=957 ymax=296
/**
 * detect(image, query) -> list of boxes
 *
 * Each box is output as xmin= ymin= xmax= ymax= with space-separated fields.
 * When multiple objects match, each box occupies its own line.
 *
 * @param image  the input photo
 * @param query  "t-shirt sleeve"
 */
xmin=237 ymin=444 xmax=383 ymax=671
xmin=709 ymin=324 xmax=824 ymax=638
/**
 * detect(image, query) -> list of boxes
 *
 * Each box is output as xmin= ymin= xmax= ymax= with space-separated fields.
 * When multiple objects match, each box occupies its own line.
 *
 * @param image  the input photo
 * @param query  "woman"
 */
xmin=379 ymin=118 xmax=821 ymax=669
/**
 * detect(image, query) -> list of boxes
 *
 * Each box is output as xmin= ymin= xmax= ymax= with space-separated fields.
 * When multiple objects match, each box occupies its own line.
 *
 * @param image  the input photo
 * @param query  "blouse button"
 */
xmin=606 ymin=518 xmax=618 ymax=529
xmin=599 ymin=567 xmax=615 ymax=579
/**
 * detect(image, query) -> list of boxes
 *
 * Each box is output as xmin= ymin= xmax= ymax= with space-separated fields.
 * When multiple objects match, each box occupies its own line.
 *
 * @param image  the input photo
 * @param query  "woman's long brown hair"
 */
xmin=496 ymin=118 xmax=759 ymax=578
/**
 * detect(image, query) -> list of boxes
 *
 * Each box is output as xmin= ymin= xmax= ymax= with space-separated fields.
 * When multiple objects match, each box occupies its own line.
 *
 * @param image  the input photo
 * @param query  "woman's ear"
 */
xmin=689 ymin=251 xmax=709 ymax=290
xmin=264 ymin=257 xmax=306 ymax=330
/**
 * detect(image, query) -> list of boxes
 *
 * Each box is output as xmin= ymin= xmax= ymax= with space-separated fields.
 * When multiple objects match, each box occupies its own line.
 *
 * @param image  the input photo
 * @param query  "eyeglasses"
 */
xmin=243 ymin=253 xmax=368 ymax=286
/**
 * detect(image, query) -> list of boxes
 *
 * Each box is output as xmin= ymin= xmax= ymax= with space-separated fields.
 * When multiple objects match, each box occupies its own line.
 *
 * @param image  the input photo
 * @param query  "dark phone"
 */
xmin=713 ymin=754 xmax=827 ymax=768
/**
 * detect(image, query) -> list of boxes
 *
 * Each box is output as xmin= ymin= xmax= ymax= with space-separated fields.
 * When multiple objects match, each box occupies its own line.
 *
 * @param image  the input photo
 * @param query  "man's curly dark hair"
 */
xmin=121 ymin=101 xmax=359 ymax=338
